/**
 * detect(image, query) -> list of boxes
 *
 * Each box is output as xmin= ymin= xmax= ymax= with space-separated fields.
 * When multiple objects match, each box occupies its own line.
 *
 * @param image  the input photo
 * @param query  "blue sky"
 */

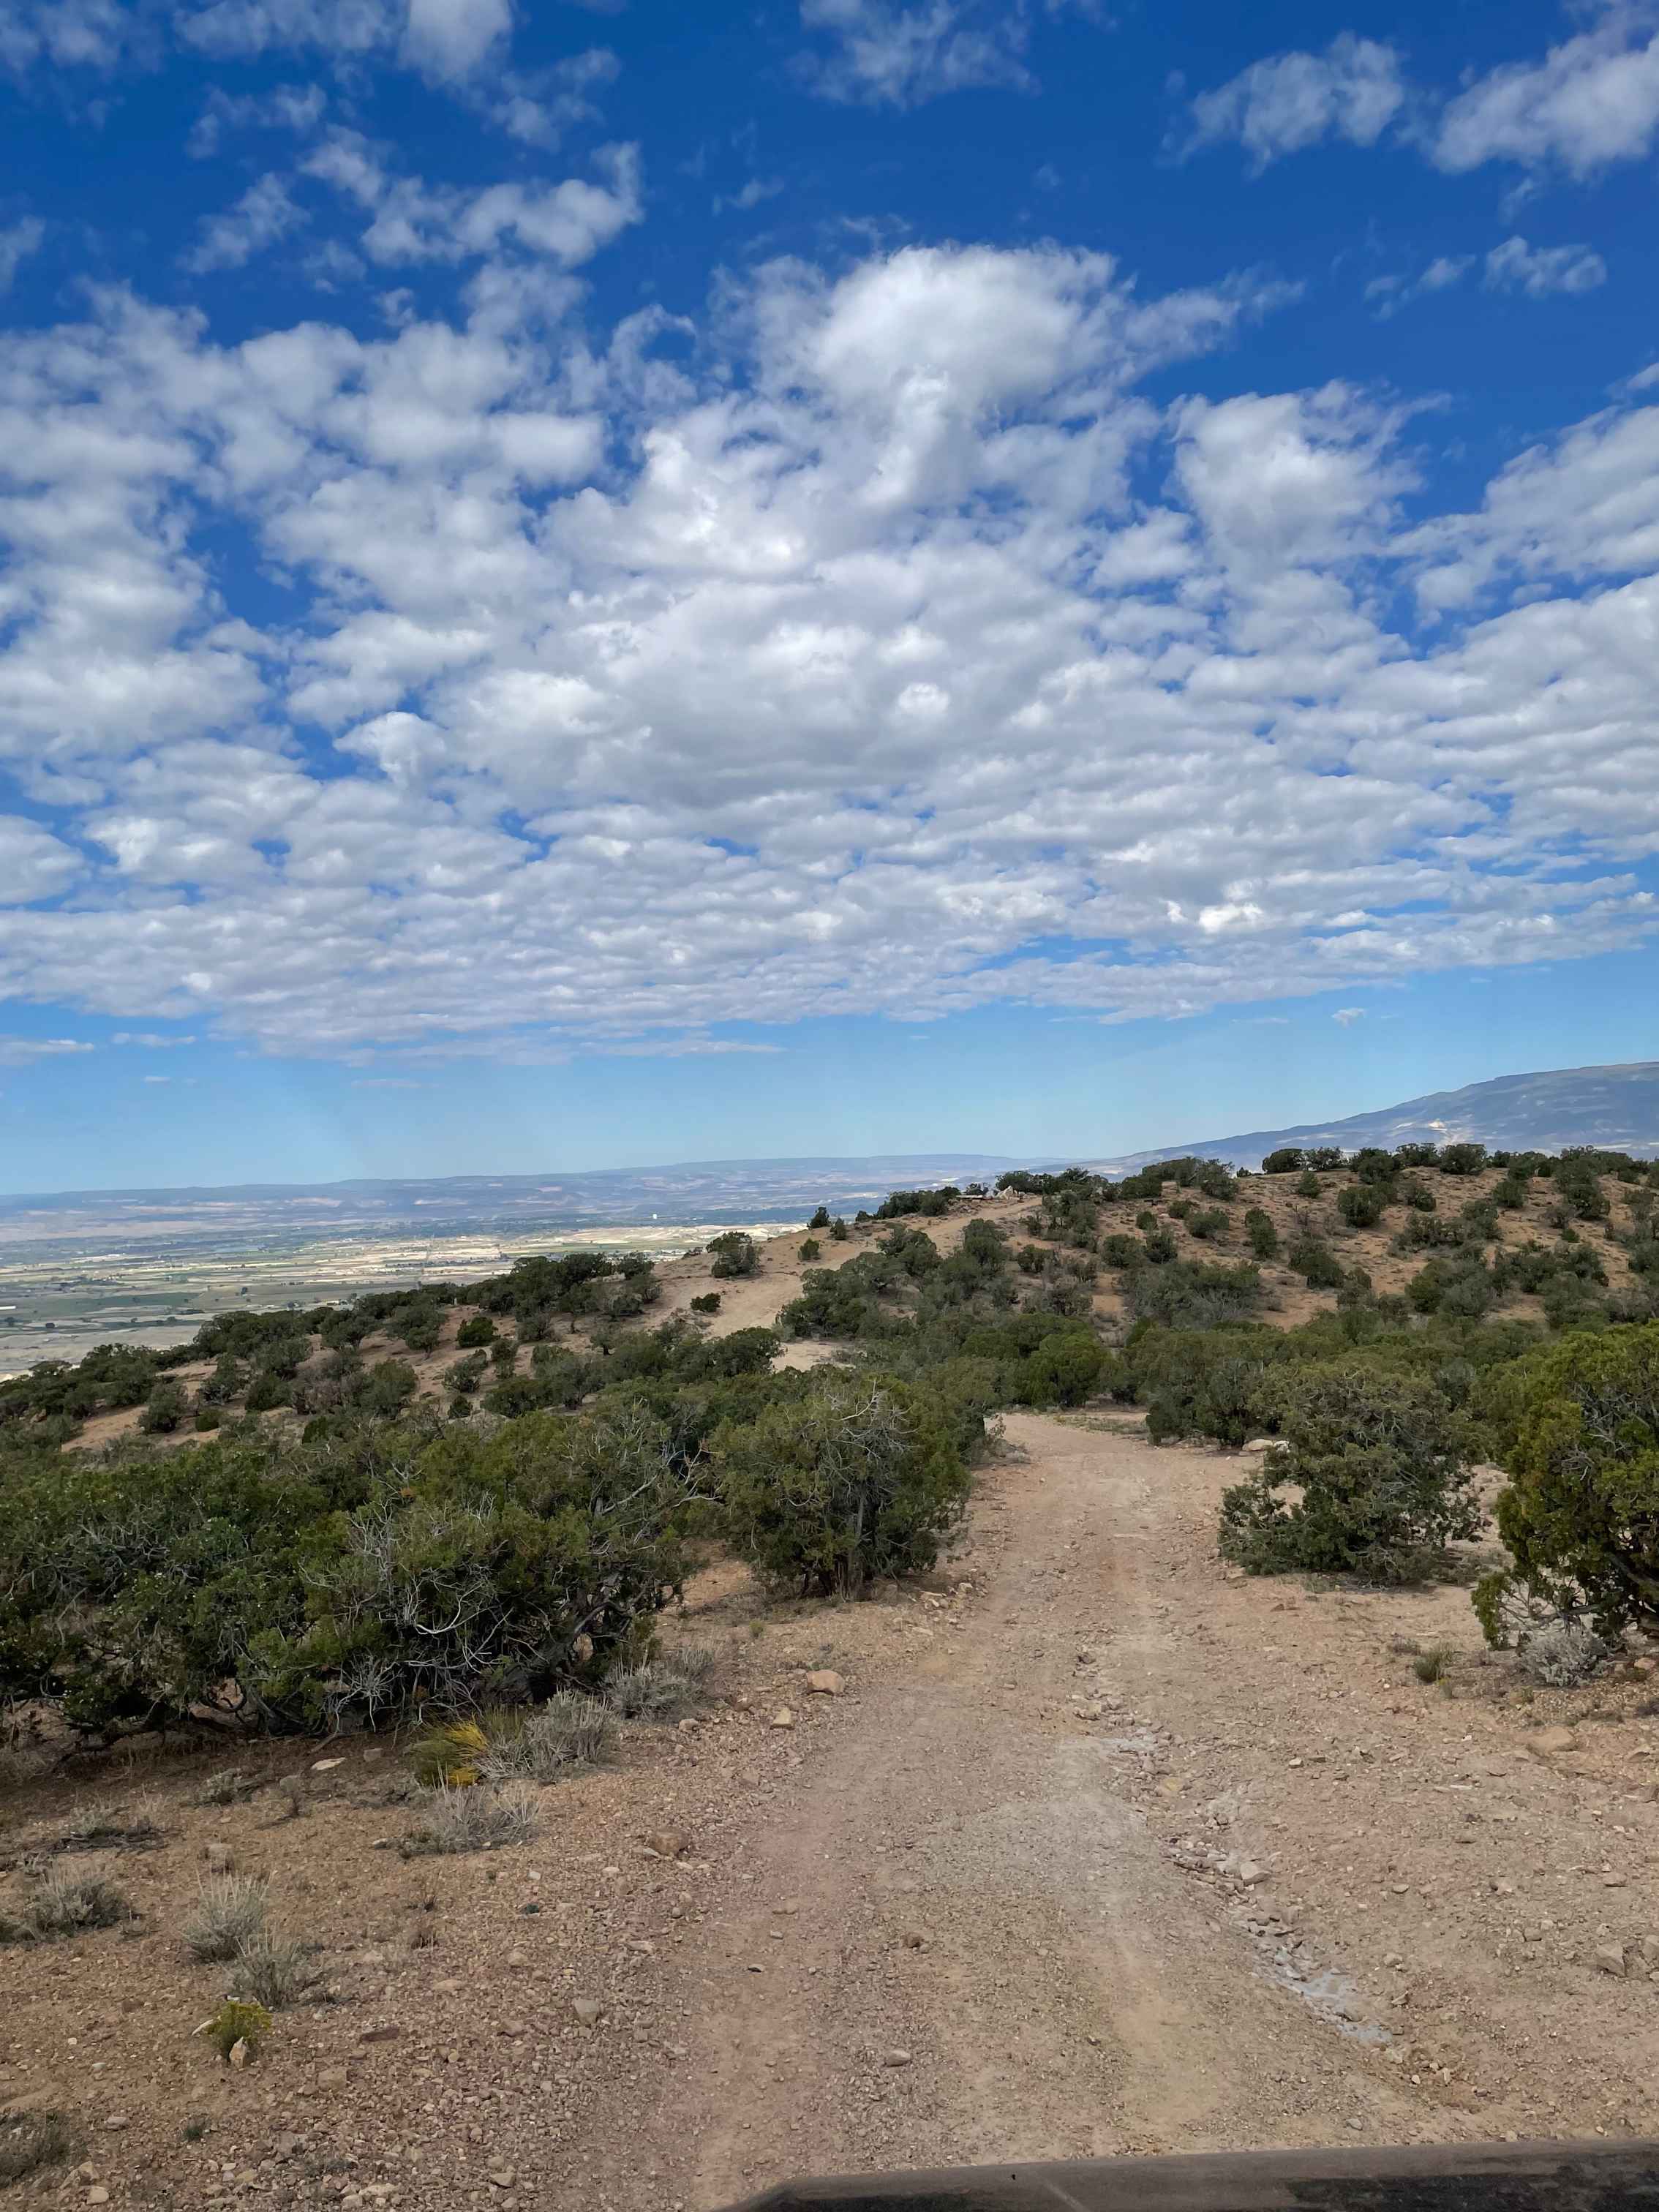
xmin=2 ymin=0 xmax=1658 ymax=1191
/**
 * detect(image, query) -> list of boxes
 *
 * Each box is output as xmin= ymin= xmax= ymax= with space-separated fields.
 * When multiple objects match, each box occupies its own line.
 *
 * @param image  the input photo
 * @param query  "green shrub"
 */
xmin=1126 ymin=1261 xmax=1262 ymax=1330
xmin=1440 ymin=1143 xmax=1489 ymax=1176
xmin=713 ymin=1373 xmax=971 ymax=1597
xmin=708 ymin=1232 xmax=760 ymax=1279
xmin=0 ymin=1403 xmax=695 ymax=1734
xmin=198 ymin=2000 xmax=271 ymax=2064
xmin=1287 ymin=1234 xmax=1344 ymax=1289
xmin=1474 ymin=1323 xmax=1659 ymax=1647
xmin=1218 ymin=1368 xmax=1480 ymax=1583
xmin=690 ymin=1292 xmax=721 ymax=1314
xmin=140 ymin=1380 xmax=188 ymax=1434
xmin=1189 ymin=1207 xmax=1230 ymax=1241
xmin=1336 ymin=1183 xmax=1387 ymax=1229
xmin=799 ymin=1237 xmax=821 ymax=1262
xmin=1244 ymin=1208 xmax=1279 ymax=1260
xmin=1017 ymin=1331 xmax=1109 ymax=1407
xmin=456 ymin=1314 xmax=496 ymax=1350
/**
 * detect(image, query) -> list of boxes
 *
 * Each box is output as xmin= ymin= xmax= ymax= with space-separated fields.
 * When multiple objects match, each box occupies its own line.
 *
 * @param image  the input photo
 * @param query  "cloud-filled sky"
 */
xmin=1 ymin=0 xmax=1658 ymax=1186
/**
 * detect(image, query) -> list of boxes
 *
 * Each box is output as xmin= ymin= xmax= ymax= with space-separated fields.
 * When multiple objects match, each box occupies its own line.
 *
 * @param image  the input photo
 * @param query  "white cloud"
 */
xmin=1433 ymin=13 xmax=1659 ymax=176
xmin=713 ymin=175 xmax=786 ymax=215
xmin=183 ymin=173 xmax=306 ymax=273
xmin=797 ymin=0 xmax=1086 ymax=108
xmin=112 ymin=1031 xmax=199 ymax=1045
xmin=1365 ymin=255 xmax=1472 ymax=319
xmin=305 ymin=135 xmax=642 ymax=270
xmin=173 ymin=0 xmax=397 ymax=63
xmin=402 ymin=0 xmax=511 ymax=80
xmin=141 ymin=1072 xmax=170 ymax=1082
xmin=0 ymin=0 xmax=138 ymax=73
xmin=1332 ymin=1007 xmax=1366 ymax=1026
xmin=1178 ymin=34 xmax=1406 ymax=169
xmin=0 ymin=816 xmax=83 ymax=900
xmin=3 ymin=240 xmax=1659 ymax=1058
xmin=0 ymin=217 xmax=44 ymax=293
xmin=0 ymin=1036 xmax=95 ymax=1063
xmin=1484 ymin=235 xmax=1607 ymax=298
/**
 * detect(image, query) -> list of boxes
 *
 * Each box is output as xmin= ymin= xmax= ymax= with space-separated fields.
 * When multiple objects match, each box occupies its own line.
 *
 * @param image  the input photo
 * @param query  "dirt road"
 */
xmin=566 ymin=1412 xmax=1560 ymax=2212
xmin=13 ymin=1401 xmax=1659 ymax=2212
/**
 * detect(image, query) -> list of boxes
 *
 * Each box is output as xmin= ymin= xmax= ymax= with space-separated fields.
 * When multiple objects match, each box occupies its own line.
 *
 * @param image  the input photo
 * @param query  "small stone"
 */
xmin=317 ymin=2069 xmax=349 ymax=2091
xmin=572 ymin=1998 xmax=603 ymax=2025
xmin=104 ymin=2117 xmax=130 ymax=2131
xmin=1236 ymin=1860 xmax=1267 ymax=1886
xmin=203 ymin=1841 xmax=234 ymax=1875
xmin=644 ymin=1832 xmax=688 ymax=1859
xmin=1633 ymin=1658 xmax=1657 ymax=1678
xmin=1595 ymin=1943 xmax=1628 ymax=1977
xmin=771 ymin=1709 xmax=795 ymax=1729
xmin=1603 ymin=1874 xmax=1629 ymax=1888
xmin=312 ymin=1758 xmax=345 ymax=1772
xmin=805 ymin=1671 xmax=844 ymax=1696
xmin=87 ymin=2192 xmax=110 ymax=2205
xmin=883 ymin=2050 xmax=913 ymax=2067
xmin=359 ymin=2025 xmax=401 ymax=2044
xmin=228 ymin=2040 xmax=251 ymax=2070
xmin=1531 ymin=1727 xmax=1577 ymax=1756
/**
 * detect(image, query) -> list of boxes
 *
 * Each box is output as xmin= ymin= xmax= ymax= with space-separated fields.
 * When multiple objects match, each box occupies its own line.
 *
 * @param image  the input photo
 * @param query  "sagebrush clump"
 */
xmin=399 ymin=1780 xmax=541 ymax=1857
xmin=0 ymin=1864 xmax=135 ymax=1946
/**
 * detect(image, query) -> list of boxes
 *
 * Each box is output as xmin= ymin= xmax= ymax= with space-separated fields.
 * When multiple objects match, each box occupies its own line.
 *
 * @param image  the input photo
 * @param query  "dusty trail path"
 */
xmin=575 ymin=1415 xmax=1426 ymax=2212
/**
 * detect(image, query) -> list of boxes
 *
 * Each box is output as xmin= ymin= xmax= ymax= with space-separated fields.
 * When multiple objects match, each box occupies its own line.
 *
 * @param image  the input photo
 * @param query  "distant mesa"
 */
xmin=1091 ymin=1061 xmax=1659 ymax=1173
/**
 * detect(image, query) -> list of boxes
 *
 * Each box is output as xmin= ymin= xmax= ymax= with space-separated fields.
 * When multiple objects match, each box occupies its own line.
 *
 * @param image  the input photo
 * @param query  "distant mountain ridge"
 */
xmin=1091 ymin=1062 xmax=1659 ymax=1173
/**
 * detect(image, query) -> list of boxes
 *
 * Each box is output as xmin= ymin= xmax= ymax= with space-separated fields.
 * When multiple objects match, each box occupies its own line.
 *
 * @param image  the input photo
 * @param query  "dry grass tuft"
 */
xmin=604 ymin=1647 xmax=717 ymax=1722
xmin=0 ymin=2108 xmax=79 ymax=2183
xmin=183 ymin=1875 xmax=268 ymax=1963
xmin=399 ymin=1780 xmax=541 ymax=1857
xmin=0 ymin=1864 xmax=136 ymax=1946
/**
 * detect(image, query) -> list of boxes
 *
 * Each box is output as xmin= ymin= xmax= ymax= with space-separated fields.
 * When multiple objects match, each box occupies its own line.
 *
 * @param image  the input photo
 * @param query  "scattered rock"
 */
xmin=882 ymin=2050 xmax=913 ymax=2068
xmin=572 ymin=1998 xmax=603 ymax=2025
xmin=1240 ymin=1438 xmax=1287 ymax=1456
xmin=103 ymin=2116 xmax=129 ymax=2132
xmin=805 ymin=1671 xmax=845 ymax=1696
xmin=317 ymin=2069 xmax=349 ymax=2091
xmin=359 ymin=2025 xmax=401 ymax=2044
xmin=1236 ymin=1860 xmax=1268 ymax=1886
xmin=771 ymin=1709 xmax=796 ymax=1730
xmin=1594 ymin=1943 xmax=1628 ymax=1977
xmin=228 ymin=2040 xmax=252 ymax=2069
xmin=202 ymin=1841 xmax=234 ymax=1874
xmin=312 ymin=1758 xmax=345 ymax=1773
xmin=644 ymin=1832 xmax=688 ymax=1859
xmin=87 ymin=2192 xmax=110 ymax=2205
xmin=1530 ymin=1727 xmax=1577 ymax=1756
